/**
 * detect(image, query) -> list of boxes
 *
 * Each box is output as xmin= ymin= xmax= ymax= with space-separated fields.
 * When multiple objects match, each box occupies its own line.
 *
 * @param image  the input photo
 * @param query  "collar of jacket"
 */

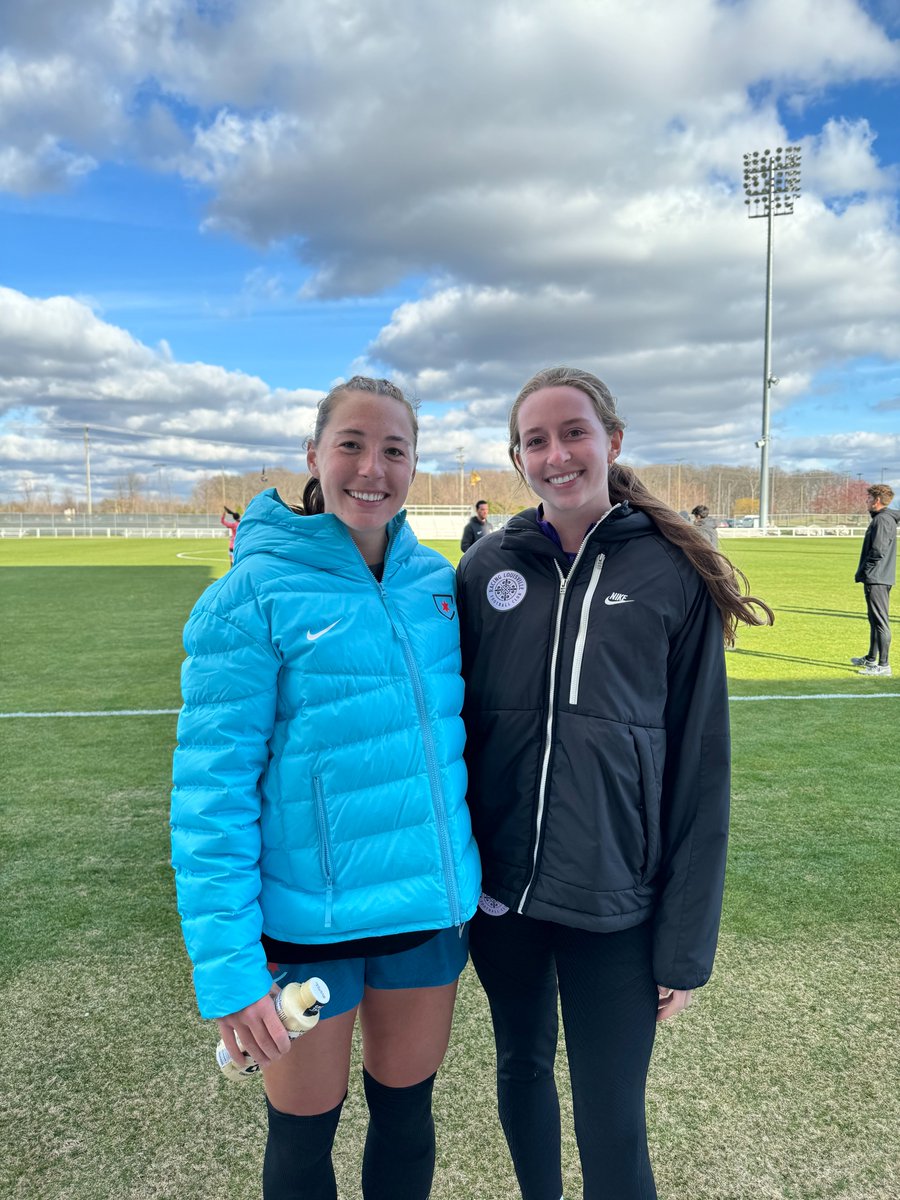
xmin=231 ymin=486 xmax=416 ymax=576
xmin=500 ymin=503 xmax=656 ymax=565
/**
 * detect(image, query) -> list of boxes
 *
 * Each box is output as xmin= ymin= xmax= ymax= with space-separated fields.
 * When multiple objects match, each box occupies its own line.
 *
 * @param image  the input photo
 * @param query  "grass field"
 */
xmin=1 ymin=534 xmax=897 ymax=1199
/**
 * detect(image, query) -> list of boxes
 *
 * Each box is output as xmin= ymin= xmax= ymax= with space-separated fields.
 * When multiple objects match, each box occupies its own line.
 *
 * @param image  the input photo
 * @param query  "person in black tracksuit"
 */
xmin=457 ymin=367 xmax=771 ymax=1200
xmin=852 ymin=484 xmax=897 ymax=676
xmin=461 ymin=500 xmax=491 ymax=552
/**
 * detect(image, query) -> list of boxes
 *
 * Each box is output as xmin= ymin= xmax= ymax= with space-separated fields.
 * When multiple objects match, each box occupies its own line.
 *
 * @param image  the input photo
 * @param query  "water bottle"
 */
xmin=215 ymin=977 xmax=330 ymax=1081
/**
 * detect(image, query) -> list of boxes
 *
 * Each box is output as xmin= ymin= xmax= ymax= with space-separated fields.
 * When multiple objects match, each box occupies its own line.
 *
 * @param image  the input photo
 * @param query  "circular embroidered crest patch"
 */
xmin=486 ymin=570 xmax=527 ymax=611
xmin=478 ymin=893 xmax=510 ymax=917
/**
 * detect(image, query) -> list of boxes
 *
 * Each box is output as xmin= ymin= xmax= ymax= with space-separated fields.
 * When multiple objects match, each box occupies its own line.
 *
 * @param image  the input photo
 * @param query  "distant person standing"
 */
xmin=221 ymin=506 xmax=241 ymax=565
xmin=460 ymin=500 xmax=490 ymax=553
xmin=691 ymin=505 xmax=719 ymax=550
xmin=852 ymin=484 xmax=897 ymax=677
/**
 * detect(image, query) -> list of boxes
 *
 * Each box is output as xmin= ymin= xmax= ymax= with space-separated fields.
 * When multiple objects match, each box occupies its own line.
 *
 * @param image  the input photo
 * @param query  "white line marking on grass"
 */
xmin=0 ymin=708 xmax=180 ymax=719
xmin=731 ymin=692 xmax=900 ymax=701
xmin=175 ymin=549 xmax=228 ymax=563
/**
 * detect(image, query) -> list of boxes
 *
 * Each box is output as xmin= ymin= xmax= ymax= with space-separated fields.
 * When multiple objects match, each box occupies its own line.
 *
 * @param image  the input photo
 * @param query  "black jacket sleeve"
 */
xmin=460 ymin=520 xmax=475 ymax=552
xmin=652 ymin=577 xmax=730 ymax=991
xmin=855 ymin=510 xmax=897 ymax=584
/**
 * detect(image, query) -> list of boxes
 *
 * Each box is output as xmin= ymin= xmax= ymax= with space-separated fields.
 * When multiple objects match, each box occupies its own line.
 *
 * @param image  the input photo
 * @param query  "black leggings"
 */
xmin=469 ymin=909 xmax=658 ymax=1200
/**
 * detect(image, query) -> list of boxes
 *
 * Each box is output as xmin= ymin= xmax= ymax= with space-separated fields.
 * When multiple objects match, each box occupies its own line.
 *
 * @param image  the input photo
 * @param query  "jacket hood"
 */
xmin=869 ymin=506 xmax=900 ymax=525
xmin=501 ymin=504 xmax=657 ymax=555
xmin=231 ymin=487 xmax=416 ymax=573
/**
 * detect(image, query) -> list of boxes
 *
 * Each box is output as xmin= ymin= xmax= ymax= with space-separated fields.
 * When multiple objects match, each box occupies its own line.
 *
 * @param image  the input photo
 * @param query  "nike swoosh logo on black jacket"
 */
xmin=457 ymin=504 xmax=731 ymax=992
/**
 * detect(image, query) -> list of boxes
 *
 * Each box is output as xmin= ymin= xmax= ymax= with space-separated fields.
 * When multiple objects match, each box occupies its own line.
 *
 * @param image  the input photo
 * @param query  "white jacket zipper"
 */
xmin=517 ymin=507 xmax=620 ymax=915
xmin=568 ymin=553 xmax=605 ymax=705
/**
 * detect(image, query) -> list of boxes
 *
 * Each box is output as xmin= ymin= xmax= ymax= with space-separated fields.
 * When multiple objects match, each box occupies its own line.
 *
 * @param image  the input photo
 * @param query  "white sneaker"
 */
xmin=850 ymin=656 xmax=874 ymax=667
xmin=858 ymin=664 xmax=892 ymax=676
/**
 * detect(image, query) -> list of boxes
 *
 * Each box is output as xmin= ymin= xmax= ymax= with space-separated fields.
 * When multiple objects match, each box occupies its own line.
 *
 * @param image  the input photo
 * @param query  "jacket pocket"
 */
xmin=312 ymin=776 xmax=335 ymax=928
xmin=631 ymin=726 xmax=662 ymax=882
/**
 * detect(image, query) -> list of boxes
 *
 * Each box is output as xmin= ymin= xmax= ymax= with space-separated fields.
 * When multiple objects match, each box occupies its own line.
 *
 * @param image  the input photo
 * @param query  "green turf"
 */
xmin=1 ymin=536 xmax=897 ymax=1199
xmin=0 ymin=536 xmax=229 ymax=568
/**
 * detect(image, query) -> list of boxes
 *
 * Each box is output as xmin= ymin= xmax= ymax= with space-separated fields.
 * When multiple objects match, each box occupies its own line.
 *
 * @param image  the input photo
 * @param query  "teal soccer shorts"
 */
xmin=270 ymin=925 xmax=469 ymax=1019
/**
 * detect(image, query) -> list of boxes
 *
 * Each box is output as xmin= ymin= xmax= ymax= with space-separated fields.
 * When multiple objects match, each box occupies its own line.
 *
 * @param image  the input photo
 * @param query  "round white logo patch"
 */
xmin=486 ymin=570 xmax=527 ymax=611
xmin=478 ymin=893 xmax=510 ymax=917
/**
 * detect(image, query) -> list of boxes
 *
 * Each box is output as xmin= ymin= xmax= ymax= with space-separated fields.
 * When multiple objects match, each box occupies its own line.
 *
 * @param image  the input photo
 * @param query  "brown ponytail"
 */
xmin=301 ymin=476 xmax=325 ymax=515
xmin=608 ymin=462 xmax=773 ymax=644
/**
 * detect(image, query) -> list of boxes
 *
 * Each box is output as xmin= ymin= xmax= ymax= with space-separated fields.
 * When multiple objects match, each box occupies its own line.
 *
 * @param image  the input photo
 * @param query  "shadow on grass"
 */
xmin=776 ymin=606 xmax=865 ymax=620
xmin=777 ymin=605 xmax=900 ymax=624
xmin=727 ymin=647 xmax=860 ymax=672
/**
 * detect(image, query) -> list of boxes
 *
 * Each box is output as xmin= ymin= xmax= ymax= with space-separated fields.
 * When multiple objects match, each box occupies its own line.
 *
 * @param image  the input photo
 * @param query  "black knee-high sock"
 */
xmin=263 ymin=1095 xmax=344 ymax=1200
xmin=361 ymin=1067 xmax=436 ymax=1200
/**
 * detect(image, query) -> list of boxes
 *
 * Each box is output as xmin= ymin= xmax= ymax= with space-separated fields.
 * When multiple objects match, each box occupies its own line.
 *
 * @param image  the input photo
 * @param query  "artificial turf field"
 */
xmin=0 ymin=535 xmax=897 ymax=1200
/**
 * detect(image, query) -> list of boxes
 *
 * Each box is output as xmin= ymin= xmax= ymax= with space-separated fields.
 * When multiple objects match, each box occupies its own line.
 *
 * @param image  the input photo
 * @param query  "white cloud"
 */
xmin=773 ymin=429 xmax=900 ymax=474
xmin=1 ymin=1 xmax=899 ymax=493
xmin=0 ymin=138 xmax=96 ymax=195
xmin=803 ymin=116 xmax=897 ymax=193
xmin=0 ymin=287 xmax=321 ymax=498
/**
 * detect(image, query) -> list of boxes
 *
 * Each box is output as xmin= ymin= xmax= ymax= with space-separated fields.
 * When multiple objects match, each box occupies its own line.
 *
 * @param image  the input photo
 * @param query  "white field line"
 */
xmin=175 ymin=549 xmax=228 ymax=563
xmin=730 ymin=692 xmax=899 ymax=701
xmin=1 ymin=694 xmax=898 ymax=719
xmin=0 ymin=708 xmax=180 ymax=719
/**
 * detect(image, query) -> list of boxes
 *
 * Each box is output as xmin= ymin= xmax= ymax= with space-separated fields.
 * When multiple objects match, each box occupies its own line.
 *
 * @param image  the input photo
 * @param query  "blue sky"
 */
xmin=1 ymin=0 xmax=899 ymax=503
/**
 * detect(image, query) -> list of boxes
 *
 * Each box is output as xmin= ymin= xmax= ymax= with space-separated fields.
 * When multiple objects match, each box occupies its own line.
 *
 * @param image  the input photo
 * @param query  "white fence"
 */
xmin=0 ymin=507 xmax=492 ymax=542
xmin=0 ymin=509 xmax=870 ymax=540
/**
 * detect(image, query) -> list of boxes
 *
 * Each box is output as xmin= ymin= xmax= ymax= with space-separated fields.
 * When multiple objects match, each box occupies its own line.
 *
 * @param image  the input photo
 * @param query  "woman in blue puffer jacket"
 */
xmin=171 ymin=376 xmax=480 ymax=1200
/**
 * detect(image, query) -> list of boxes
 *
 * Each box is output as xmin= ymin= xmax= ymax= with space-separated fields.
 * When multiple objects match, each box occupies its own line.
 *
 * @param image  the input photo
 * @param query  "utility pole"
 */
xmin=743 ymin=146 xmax=801 ymax=531
xmin=83 ymin=426 xmax=93 ymax=516
xmin=152 ymin=462 xmax=166 ymax=514
xmin=455 ymin=447 xmax=465 ymax=506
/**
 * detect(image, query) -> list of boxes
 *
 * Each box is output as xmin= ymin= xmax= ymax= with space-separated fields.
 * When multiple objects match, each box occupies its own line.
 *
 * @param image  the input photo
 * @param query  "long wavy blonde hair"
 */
xmin=508 ymin=366 xmax=774 ymax=644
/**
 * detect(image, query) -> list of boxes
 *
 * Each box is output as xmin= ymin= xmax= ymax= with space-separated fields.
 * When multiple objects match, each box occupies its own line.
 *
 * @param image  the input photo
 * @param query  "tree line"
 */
xmin=3 ymin=462 xmax=877 ymax=519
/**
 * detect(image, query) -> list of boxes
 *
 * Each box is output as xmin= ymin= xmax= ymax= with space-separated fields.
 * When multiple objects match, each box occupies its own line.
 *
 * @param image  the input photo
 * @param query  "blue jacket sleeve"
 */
xmin=652 ymin=577 xmax=731 ymax=991
xmin=170 ymin=599 xmax=281 ymax=1019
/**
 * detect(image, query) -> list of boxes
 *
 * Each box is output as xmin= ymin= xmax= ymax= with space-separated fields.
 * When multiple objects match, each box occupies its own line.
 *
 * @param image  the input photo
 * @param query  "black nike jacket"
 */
xmin=457 ymin=504 xmax=731 ymax=990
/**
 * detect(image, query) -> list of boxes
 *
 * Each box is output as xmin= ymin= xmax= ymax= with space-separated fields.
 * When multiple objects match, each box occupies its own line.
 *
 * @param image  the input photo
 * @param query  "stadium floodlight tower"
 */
xmin=743 ymin=145 xmax=801 ymax=531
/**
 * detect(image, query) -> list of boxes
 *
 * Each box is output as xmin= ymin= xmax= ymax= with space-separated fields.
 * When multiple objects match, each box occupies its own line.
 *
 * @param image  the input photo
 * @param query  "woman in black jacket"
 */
xmin=457 ymin=366 xmax=771 ymax=1200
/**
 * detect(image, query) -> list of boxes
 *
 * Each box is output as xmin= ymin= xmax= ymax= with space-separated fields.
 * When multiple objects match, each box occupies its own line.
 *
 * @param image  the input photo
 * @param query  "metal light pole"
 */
xmin=743 ymin=146 xmax=801 ymax=531
xmin=675 ymin=459 xmax=685 ymax=513
xmin=455 ymin=446 xmax=465 ymax=506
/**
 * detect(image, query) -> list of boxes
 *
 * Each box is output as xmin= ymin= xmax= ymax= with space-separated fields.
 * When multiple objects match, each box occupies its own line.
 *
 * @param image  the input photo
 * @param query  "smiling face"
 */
xmin=306 ymin=390 xmax=417 ymax=562
xmin=514 ymin=384 xmax=623 ymax=548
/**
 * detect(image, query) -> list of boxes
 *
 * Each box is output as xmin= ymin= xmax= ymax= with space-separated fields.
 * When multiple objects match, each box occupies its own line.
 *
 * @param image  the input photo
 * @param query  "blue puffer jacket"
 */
xmin=171 ymin=489 xmax=481 ymax=1019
